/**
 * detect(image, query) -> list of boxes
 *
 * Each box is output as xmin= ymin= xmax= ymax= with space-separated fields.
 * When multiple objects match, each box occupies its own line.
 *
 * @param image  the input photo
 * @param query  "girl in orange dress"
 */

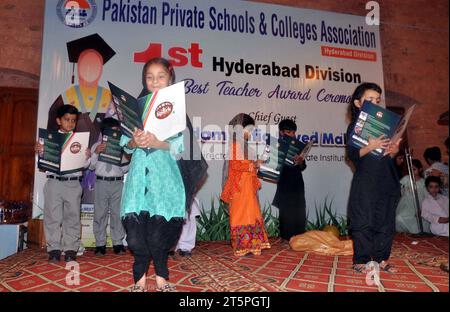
xmin=221 ymin=113 xmax=271 ymax=257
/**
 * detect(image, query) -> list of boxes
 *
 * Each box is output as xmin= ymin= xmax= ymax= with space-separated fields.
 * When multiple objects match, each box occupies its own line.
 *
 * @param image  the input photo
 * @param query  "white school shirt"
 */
xmin=89 ymin=142 xmax=129 ymax=177
xmin=421 ymin=193 xmax=449 ymax=237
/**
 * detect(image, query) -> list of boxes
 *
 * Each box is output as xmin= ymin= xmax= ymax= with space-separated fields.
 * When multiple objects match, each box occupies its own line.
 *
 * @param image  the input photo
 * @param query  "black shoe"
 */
xmin=95 ymin=245 xmax=106 ymax=256
xmin=178 ymin=250 xmax=192 ymax=257
xmin=64 ymin=250 xmax=77 ymax=262
xmin=113 ymin=245 xmax=126 ymax=255
xmin=48 ymin=250 xmax=61 ymax=263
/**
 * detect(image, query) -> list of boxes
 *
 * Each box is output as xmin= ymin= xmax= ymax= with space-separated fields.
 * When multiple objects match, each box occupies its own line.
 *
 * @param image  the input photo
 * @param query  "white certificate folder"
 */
xmin=109 ymin=81 xmax=186 ymax=141
xmin=141 ymin=81 xmax=186 ymax=141
xmin=38 ymin=129 xmax=89 ymax=175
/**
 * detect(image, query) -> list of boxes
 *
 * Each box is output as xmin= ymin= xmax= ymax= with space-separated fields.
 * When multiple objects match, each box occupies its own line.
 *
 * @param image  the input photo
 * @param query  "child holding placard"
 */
xmin=121 ymin=58 xmax=185 ymax=292
xmin=89 ymin=117 xmax=128 ymax=256
xmin=272 ymin=119 xmax=308 ymax=240
xmin=35 ymin=105 xmax=90 ymax=262
xmin=346 ymin=83 xmax=402 ymax=274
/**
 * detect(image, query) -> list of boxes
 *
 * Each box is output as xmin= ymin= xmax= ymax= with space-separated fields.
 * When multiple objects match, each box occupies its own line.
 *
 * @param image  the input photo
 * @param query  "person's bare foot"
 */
xmin=352 ymin=263 xmax=370 ymax=274
xmin=130 ymin=275 xmax=146 ymax=292
xmin=379 ymin=261 xmax=398 ymax=273
xmin=129 ymin=284 xmax=146 ymax=292
xmin=155 ymin=275 xmax=175 ymax=292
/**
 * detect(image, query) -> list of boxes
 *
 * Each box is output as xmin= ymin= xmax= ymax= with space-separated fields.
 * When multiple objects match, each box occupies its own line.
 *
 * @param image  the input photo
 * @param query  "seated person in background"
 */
xmin=396 ymin=159 xmax=430 ymax=234
xmin=423 ymin=146 xmax=449 ymax=196
xmin=421 ymin=176 xmax=449 ymax=237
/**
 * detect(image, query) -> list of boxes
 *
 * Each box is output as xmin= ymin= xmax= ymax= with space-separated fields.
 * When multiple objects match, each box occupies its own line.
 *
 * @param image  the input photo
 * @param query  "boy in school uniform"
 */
xmin=35 ymin=105 xmax=90 ymax=262
xmin=89 ymin=118 xmax=129 ymax=255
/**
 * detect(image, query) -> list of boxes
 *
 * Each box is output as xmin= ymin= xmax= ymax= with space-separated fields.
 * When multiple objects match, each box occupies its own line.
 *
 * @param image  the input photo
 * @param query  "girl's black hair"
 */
xmin=425 ymin=176 xmax=442 ymax=188
xmin=412 ymin=159 xmax=424 ymax=178
xmin=229 ymin=113 xmax=255 ymax=128
xmin=348 ymin=82 xmax=382 ymax=123
xmin=141 ymin=57 xmax=175 ymax=95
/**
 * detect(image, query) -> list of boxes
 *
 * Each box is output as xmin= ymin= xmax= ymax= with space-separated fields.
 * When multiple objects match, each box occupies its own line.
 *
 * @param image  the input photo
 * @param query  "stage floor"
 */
xmin=0 ymin=234 xmax=448 ymax=292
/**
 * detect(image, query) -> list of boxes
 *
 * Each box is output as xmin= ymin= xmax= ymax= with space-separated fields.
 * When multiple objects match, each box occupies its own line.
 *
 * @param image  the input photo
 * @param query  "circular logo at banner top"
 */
xmin=376 ymin=111 xmax=383 ymax=118
xmin=70 ymin=142 xmax=82 ymax=154
xmin=155 ymin=102 xmax=174 ymax=120
xmin=56 ymin=0 xmax=97 ymax=28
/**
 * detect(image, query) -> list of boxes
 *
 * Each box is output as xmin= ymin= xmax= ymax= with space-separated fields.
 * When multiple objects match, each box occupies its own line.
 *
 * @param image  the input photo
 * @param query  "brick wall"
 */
xmin=0 ymin=1 xmax=44 ymax=86
xmin=0 ymin=0 xmax=448 ymax=164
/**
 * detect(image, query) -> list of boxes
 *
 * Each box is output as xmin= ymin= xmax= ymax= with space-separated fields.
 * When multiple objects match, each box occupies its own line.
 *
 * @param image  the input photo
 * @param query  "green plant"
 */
xmin=261 ymin=202 xmax=279 ymax=238
xmin=196 ymin=198 xmax=230 ymax=241
xmin=196 ymin=198 xmax=280 ymax=241
xmin=305 ymin=197 xmax=348 ymax=236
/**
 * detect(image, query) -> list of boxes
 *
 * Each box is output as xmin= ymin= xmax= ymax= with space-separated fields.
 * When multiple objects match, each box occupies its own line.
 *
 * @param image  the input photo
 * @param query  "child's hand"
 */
xmin=35 ymin=142 xmax=44 ymax=155
xmin=95 ymin=143 xmax=107 ymax=154
xmin=133 ymin=130 xmax=157 ymax=149
xmin=251 ymin=160 xmax=263 ymax=172
xmin=255 ymin=160 xmax=263 ymax=168
xmin=85 ymin=148 xmax=91 ymax=159
xmin=132 ymin=128 xmax=168 ymax=150
xmin=144 ymin=132 xmax=163 ymax=149
xmin=367 ymin=134 xmax=390 ymax=152
xmin=384 ymin=138 xmax=402 ymax=157
xmin=131 ymin=128 xmax=146 ymax=148
xmin=293 ymin=154 xmax=305 ymax=165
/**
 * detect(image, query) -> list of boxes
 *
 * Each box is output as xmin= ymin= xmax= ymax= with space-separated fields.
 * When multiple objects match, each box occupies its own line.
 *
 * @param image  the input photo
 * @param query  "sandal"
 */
xmin=129 ymin=285 xmax=146 ymax=292
xmin=352 ymin=264 xmax=369 ymax=274
xmin=156 ymin=284 xmax=176 ymax=292
xmin=379 ymin=261 xmax=398 ymax=273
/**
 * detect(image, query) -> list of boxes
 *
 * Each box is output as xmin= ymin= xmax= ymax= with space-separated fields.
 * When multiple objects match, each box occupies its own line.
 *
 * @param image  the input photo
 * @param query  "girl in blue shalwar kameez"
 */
xmin=121 ymin=58 xmax=185 ymax=292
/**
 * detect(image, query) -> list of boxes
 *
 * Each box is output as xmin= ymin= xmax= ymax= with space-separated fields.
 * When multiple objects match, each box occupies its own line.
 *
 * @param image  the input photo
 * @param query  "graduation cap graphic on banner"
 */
xmin=66 ymin=33 xmax=116 ymax=83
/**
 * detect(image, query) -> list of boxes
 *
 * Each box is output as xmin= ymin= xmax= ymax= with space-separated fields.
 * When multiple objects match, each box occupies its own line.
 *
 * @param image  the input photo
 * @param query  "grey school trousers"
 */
xmin=93 ymin=180 xmax=125 ymax=246
xmin=43 ymin=179 xmax=82 ymax=252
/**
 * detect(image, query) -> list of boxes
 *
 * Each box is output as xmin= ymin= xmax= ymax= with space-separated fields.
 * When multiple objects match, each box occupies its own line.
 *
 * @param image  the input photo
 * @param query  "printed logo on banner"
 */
xmin=56 ymin=0 xmax=97 ymax=28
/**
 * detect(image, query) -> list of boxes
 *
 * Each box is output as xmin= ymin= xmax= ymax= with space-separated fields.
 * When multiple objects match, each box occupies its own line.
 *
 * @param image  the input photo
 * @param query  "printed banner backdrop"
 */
xmin=33 ymin=0 xmax=385 ymax=222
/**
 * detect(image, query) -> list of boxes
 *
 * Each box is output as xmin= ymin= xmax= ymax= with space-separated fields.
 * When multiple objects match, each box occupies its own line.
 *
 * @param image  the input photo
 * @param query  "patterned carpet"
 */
xmin=0 ymin=234 xmax=448 ymax=292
